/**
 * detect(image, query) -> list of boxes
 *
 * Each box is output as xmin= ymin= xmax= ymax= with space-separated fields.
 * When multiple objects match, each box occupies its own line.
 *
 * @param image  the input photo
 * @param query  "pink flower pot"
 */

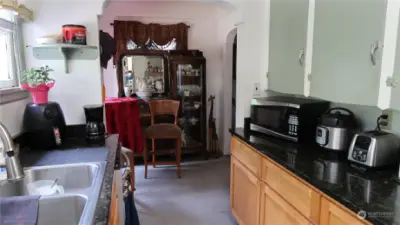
xmin=22 ymin=82 xmax=55 ymax=104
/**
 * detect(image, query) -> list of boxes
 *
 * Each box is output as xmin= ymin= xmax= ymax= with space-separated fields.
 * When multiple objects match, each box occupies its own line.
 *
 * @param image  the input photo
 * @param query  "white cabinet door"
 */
xmin=268 ymin=0 xmax=309 ymax=95
xmin=311 ymin=0 xmax=387 ymax=106
xmin=390 ymin=14 xmax=400 ymax=110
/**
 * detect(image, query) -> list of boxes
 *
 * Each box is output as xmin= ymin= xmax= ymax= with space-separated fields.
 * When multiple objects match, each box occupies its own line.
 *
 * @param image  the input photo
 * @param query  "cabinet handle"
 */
xmin=299 ymin=48 xmax=305 ymax=66
xmin=370 ymin=41 xmax=379 ymax=66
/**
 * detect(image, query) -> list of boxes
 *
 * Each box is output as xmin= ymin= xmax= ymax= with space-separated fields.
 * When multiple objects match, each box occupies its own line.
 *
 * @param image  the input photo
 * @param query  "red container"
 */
xmin=62 ymin=24 xmax=87 ymax=45
xmin=22 ymin=83 xmax=55 ymax=104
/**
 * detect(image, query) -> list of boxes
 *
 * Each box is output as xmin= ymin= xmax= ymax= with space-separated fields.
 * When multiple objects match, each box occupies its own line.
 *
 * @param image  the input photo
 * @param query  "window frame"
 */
xmin=0 ymin=10 xmax=22 ymax=90
xmin=0 ymin=10 xmax=27 ymax=104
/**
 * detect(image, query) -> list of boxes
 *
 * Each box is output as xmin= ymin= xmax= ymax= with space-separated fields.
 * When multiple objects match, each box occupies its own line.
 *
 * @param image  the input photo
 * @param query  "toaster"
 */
xmin=347 ymin=130 xmax=400 ymax=168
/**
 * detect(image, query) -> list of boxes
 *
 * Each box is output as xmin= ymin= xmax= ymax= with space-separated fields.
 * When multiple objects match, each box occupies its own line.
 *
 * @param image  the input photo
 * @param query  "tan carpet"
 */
xmin=134 ymin=157 xmax=237 ymax=225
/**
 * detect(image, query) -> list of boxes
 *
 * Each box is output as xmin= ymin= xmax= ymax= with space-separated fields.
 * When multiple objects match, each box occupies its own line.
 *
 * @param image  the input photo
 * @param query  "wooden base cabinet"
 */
xmin=230 ymin=156 xmax=260 ymax=225
xmin=320 ymin=198 xmax=367 ymax=225
xmin=260 ymin=183 xmax=312 ymax=225
xmin=230 ymin=136 xmax=372 ymax=225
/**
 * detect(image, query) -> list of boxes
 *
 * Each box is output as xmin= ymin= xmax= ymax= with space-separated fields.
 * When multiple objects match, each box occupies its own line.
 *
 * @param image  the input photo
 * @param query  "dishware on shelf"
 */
xmin=189 ymin=117 xmax=199 ymax=125
xmin=155 ymin=80 xmax=163 ymax=93
xmin=194 ymin=101 xmax=201 ymax=109
xmin=179 ymin=118 xmax=186 ymax=126
xmin=136 ymin=91 xmax=151 ymax=99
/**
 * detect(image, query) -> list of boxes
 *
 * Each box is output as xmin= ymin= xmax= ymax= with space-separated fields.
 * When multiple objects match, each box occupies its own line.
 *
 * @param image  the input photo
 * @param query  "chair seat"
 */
xmin=144 ymin=123 xmax=182 ymax=138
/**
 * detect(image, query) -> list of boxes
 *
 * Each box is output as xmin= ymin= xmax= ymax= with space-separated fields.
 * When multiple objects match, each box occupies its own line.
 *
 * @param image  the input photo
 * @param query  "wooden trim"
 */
xmin=310 ymin=190 xmax=321 ymax=225
xmin=107 ymin=176 xmax=119 ymax=225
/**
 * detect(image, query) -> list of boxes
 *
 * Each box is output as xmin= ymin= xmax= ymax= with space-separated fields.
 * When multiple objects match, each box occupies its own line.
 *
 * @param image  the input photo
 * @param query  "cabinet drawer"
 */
xmin=261 ymin=158 xmax=320 ymax=223
xmin=231 ymin=137 xmax=262 ymax=177
xmin=260 ymin=183 xmax=312 ymax=225
xmin=321 ymin=197 xmax=370 ymax=225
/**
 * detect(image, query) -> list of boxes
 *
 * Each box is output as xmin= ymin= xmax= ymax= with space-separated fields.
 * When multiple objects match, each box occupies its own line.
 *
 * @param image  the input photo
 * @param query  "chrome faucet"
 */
xmin=0 ymin=122 xmax=24 ymax=181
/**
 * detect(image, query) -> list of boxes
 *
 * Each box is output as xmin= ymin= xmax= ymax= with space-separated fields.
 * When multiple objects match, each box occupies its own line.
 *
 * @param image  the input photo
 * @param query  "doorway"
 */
xmin=222 ymin=28 xmax=237 ymax=155
xmin=231 ymin=34 xmax=237 ymax=130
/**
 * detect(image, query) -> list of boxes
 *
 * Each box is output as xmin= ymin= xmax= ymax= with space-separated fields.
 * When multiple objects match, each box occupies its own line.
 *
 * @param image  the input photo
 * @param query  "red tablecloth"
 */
xmin=105 ymin=97 xmax=143 ymax=153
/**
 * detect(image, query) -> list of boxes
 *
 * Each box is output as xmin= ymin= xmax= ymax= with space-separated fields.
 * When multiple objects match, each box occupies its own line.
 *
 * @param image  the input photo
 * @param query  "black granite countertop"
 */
xmin=231 ymin=128 xmax=400 ymax=225
xmin=19 ymin=134 xmax=120 ymax=225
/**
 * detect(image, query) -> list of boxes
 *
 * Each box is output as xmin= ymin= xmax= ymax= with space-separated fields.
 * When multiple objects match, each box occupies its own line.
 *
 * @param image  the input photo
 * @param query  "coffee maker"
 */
xmin=84 ymin=104 xmax=105 ymax=145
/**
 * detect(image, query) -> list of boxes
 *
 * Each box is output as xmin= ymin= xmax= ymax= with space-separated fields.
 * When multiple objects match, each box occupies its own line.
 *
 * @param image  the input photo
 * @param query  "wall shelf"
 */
xmin=31 ymin=44 xmax=99 ymax=73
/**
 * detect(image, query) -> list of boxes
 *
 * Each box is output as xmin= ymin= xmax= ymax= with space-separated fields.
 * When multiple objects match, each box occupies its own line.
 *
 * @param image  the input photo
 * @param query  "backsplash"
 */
xmin=322 ymin=103 xmax=400 ymax=135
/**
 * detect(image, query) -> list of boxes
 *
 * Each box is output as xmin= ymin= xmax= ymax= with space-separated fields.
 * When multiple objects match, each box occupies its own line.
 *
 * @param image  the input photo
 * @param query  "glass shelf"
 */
xmin=176 ymin=63 xmax=204 ymax=148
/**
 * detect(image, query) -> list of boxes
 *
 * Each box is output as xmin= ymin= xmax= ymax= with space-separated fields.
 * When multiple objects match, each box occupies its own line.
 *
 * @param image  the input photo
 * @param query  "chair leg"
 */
xmin=152 ymin=138 xmax=156 ymax=168
xmin=176 ymin=138 xmax=182 ymax=179
xmin=143 ymin=139 xmax=148 ymax=179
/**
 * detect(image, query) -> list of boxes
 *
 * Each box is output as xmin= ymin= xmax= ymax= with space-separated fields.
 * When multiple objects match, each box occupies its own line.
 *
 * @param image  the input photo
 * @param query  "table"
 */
xmin=105 ymin=97 xmax=143 ymax=153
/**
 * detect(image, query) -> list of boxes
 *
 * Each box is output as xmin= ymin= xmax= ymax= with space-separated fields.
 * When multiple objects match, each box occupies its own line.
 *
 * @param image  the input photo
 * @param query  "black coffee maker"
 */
xmin=84 ymin=104 xmax=105 ymax=145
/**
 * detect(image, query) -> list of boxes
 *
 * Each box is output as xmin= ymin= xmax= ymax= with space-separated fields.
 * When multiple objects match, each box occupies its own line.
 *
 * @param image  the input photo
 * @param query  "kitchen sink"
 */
xmin=38 ymin=195 xmax=87 ymax=225
xmin=0 ymin=162 xmax=107 ymax=225
xmin=24 ymin=163 xmax=99 ymax=191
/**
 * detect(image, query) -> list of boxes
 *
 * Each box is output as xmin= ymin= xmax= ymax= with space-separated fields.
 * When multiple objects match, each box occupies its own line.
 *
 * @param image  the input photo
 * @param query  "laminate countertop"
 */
xmin=19 ymin=134 xmax=120 ymax=225
xmin=231 ymin=128 xmax=400 ymax=225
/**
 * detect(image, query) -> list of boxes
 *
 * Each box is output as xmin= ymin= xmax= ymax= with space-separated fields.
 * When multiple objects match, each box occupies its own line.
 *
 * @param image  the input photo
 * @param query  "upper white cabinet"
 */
xmin=390 ymin=10 xmax=400 ymax=110
xmin=310 ymin=0 xmax=388 ymax=106
xmin=267 ymin=0 xmax=310 ymax=95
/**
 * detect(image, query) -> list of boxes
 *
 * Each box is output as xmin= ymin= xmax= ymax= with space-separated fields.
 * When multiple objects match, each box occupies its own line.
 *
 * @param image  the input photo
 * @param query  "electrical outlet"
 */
xmin=253 ymin=82 xmax=261 ymax=97
xmin=380 ymin=109 xmax=393 ymax=130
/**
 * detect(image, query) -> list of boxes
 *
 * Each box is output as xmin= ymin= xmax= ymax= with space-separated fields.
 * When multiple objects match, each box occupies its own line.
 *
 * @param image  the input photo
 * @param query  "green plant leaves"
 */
xmin=22 ymin=65 xmax=55 ymax=87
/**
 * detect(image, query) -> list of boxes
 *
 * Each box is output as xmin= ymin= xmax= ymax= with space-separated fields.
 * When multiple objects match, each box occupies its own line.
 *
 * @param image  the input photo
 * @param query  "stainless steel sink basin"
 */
xmin=0 ymin=162 xmax=107 ymax=225
xmin=38 ymin=195 xmax=87 ymax=225
xmin=24 ymin=163 xmax=99 ymax=191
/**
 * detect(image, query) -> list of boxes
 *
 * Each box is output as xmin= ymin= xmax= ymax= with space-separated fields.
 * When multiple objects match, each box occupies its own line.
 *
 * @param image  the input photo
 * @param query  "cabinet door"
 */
xmin=390 ymin=14 xmax=400 ymax=109
xmin=320 ymin=198 xmax=368 ymax=225
xmin=230 ymin=156 xmax=261 ymax=225
xmin=268 ymin=0 xmax=309 ymax=95
xmin=260 ymin=183 xmax=312 ymax=225
xmin=311 ymin=0 xmax=387 ymax=106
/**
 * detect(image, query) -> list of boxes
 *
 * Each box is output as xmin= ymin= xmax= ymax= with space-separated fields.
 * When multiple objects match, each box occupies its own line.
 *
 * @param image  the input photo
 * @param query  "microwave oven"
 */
xmin=249 ymin=96 xmax=330 ymax=143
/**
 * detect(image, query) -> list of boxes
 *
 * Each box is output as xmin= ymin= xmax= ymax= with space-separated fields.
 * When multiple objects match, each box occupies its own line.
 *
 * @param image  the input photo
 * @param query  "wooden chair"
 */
xmin=143 ymin=100 xmax=182 ymax=178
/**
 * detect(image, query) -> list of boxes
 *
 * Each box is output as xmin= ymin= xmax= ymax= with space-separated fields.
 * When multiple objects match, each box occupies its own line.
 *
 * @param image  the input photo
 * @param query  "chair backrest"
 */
xmin=148 ymin=100 xmax=180 ymax=125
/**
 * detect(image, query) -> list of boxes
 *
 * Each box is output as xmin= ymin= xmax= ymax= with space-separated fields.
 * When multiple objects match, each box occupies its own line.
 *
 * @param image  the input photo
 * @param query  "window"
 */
xmin=0 ymin=9 xmax=22 ymax=89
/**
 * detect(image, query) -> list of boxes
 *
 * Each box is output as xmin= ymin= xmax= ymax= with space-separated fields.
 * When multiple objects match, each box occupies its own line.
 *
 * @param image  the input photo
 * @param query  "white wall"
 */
xmin=0 ymin=98 xmax=31 ymax=137
xmin=100 ymin=1 xmax=236 ymax=152
xmin=20 ymin=0 xmax=104 ymax=125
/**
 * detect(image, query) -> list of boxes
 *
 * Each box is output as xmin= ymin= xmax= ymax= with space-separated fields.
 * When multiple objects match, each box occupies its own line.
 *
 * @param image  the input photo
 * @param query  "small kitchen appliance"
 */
xmin=249 ymin=95 xmax=330 ymax=143
xmin=23 ymin=102 xmax=66 ymax=150
xmin=84 ymin=104 xmax=105 ymax=145
xmin=316 ymin=108 xmax=357 ymax=151
xmin=347 ymin=130 xmax=400 ymax=168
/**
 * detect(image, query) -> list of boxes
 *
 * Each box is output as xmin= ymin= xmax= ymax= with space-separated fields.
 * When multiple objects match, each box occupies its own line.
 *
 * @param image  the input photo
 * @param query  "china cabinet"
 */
xmin=116 ymin=50 xmax=207 ymax=155
xmin=170 ymin=55 xmax=207 ymax=151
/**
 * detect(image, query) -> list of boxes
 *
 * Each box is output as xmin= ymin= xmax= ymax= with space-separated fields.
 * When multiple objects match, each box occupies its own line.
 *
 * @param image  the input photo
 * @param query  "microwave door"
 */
xmin=250 ymin=105 xmax=298 ymax=142
xmin=252 ymin=106 xmax=279 ymax=128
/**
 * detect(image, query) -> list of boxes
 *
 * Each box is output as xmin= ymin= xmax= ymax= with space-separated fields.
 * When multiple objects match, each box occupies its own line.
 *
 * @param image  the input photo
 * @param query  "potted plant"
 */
xmin=22 ymin=66 xmax=55 ymax=104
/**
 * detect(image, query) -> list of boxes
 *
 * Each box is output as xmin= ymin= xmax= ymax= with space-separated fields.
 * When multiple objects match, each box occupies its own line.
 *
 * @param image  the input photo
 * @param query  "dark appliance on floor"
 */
xmin=23 ymin=102 xmax=66 ymax=150
xmin=84 ymin=104 xmax=105 ymax=145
